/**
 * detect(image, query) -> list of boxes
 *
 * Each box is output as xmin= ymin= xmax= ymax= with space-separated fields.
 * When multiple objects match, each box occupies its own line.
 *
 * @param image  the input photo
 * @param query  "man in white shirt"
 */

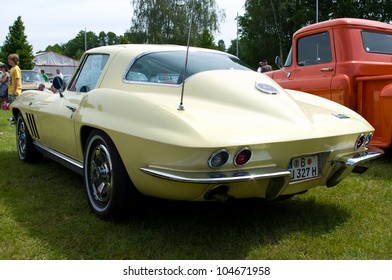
xmin=56 ymin=68 xmax=64 ymax=80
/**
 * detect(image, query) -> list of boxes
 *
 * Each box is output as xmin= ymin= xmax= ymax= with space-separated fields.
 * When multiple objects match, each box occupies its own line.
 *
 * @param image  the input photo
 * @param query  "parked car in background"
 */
xmin=11 ymin=44 xmax=383 ymax=218
xmin=21 ymin=70 xmax=52 ymax=91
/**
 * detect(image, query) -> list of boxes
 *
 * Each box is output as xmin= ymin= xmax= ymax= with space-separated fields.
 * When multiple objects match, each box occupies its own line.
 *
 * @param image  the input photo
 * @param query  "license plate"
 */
xmin=288 ymin=155 xmax=319 ymax=181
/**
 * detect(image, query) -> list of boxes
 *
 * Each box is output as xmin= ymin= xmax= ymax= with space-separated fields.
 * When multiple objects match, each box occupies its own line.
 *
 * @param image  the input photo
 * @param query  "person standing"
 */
xmin=7 ymin=54 xmax=22 ymax=103
xmin=41 ymin=69 xmax=49 ymax=82
xmin=56 ymin=68 xmax=64 ymax=80
xmin=257 ymin=59 xmax=273 ymax=73
xmin=0 ymin=64 xmax=10 ymax=108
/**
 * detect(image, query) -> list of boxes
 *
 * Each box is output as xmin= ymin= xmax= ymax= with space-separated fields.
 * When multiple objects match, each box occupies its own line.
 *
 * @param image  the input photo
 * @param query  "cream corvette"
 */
xmin=11 ymin=44 xmax=383 ymax=218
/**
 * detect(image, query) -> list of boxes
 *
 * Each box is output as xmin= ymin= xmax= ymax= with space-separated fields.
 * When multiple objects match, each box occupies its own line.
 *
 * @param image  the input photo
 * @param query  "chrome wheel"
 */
xmin=88 ymin=140 xmax=113 ymax=208
xmin=17 ymin=118 xmax=27 ymax=159
xmin=84 ymin=130 xmax=133 ymax=218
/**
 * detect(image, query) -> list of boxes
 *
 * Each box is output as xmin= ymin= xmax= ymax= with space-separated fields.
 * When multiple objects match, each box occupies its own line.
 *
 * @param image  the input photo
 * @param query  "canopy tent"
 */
xmin=33 ymin=51 xmax=79 ymax=79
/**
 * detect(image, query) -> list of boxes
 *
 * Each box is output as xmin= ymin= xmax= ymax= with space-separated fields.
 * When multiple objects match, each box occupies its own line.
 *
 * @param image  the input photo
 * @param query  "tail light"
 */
xmin=208 ymin=149 xmax=230 ymax=168
xmin=234 ymin=147 xmax=252 ymax=166
xmin=364 ymin=132 xmax=373 ymax=147
xmin=355 ymin=134 xmax=365 ymax=149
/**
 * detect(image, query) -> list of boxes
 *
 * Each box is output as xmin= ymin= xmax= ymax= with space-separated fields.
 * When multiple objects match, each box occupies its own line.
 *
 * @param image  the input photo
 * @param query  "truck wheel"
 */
xmin=84 ymin=130 xmax=133 ymax=218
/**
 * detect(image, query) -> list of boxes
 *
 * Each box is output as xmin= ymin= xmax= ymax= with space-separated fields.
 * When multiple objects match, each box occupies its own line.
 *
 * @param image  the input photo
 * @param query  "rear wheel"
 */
xmin=84 ymin=130 xmax=134 ymax=218
xmin=16 ymin=113 xmax=42 ymax=163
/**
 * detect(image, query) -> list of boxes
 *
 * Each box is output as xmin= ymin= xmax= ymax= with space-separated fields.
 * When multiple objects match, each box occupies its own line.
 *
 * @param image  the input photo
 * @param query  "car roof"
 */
xmin=294 ymin=18 xmax=392 ymax=36
xmin=86 ymin=44 xmax=225 ymax=57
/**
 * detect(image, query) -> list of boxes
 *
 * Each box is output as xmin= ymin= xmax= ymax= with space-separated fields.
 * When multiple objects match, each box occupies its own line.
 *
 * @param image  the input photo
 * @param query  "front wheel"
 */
xmin=84 ymin=130 xmax=133 ymax=218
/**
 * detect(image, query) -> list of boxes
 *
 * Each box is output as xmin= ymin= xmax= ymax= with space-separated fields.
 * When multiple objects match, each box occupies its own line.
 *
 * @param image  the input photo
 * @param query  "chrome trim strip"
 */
xmin=33 ymin=141 xmax=84 ymax=175
xmin=140 ymin=166 xmax=291 ymax=184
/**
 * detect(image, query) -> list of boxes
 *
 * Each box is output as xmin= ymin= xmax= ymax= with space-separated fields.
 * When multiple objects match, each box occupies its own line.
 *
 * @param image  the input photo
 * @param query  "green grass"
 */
xmin=1 ymin=109 xmax=392 ymax=260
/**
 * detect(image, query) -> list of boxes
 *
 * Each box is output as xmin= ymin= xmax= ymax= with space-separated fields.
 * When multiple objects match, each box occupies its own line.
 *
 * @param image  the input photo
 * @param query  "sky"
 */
xmin=1 ymin=0 xmax=245 ymax=54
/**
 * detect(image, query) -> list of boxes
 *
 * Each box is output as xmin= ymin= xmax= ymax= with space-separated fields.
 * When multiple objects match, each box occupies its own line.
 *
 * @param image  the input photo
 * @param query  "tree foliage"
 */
xmin=0 ymin=16 xmax=34 ymax=69
xmin=238 ymin=0 xmax=392 ymax=70
xmin=127 ymin=0 xmax=225 ymax=46
xmin=43 ymin=30 xmax=129 ymax=60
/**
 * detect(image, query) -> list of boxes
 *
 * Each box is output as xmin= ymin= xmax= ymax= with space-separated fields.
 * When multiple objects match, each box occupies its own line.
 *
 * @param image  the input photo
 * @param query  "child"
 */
xmin=7 ymin=53 xmax=22 ymax=103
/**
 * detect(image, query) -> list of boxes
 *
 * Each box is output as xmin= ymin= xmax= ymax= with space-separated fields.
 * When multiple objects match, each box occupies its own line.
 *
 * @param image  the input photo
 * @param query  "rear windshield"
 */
xmin=125 ymin=51 xmax=251 ymax=84
xmin=362 ymin=30 xmax=392 ymax=54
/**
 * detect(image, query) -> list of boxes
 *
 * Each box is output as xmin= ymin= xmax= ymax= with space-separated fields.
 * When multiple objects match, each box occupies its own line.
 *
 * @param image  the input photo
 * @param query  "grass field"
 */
xmin=1 ymin=109 xmax=391 ymax=260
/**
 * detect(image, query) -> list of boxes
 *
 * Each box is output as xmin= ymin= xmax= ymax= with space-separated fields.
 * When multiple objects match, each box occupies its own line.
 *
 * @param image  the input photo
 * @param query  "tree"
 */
xmin=0 ymin=16 xmax=34 ymax=69
xmin=63 ymin=31 xmax=100 ymax=60
xmin=98 ymin=31 xmax=121 ymax=46
xmin=227 ymin=39 xmax=239 ymax=56
xmin=44 ymin=43 xmax=65 ymax=55
xmin=216 ymin=39 xmax=226 ymax=51
xmin=128 ymin=0 xmax=225 ymax=46
xmin=197 ymin=28 xmax=216 ymax=49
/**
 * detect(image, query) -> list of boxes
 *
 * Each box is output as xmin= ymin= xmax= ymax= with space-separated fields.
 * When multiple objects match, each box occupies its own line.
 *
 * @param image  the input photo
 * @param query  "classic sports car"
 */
xmin=11 ymin=44 xmax=383 ymax=218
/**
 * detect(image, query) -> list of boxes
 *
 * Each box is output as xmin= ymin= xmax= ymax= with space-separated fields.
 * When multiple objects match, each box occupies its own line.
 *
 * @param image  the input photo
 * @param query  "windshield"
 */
xmin=284 ymin=48 xmax=293 ymax=67
xmin=125 ymin=51 xmax=251 ymax=84
xmin=22 ymin=71 xmax=45 ymax=83
xmin=362 ymin=30 xmax=392 ymax=54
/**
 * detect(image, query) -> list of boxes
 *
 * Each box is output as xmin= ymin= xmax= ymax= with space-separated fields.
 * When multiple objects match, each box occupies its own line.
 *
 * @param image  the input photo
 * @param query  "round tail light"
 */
xmin=355 ymin=134 xmax=365 ymax=149
xmin=234 ymin=147 xmax=252 ymax=166
xmin=208 ymin=149 xmax=230 ymax=168
xmin=364 ymin=132 xmax=374 ymax=146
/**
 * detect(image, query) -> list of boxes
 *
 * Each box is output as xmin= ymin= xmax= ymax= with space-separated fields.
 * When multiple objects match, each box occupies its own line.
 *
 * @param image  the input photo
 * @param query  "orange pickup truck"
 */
xmin=266 ymin=18 xmax=392 ymax=148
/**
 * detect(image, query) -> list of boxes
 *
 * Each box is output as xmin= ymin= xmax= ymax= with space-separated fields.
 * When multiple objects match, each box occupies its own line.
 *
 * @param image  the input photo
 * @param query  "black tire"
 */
xmin=84 ymin=130 xmax=133 ymax=218
xmin=16 ymin=113 xmax=42 ymax=163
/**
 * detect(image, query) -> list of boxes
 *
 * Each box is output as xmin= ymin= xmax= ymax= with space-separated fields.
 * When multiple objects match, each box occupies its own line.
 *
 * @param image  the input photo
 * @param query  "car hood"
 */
xmin=142 ymin=70 xmax=373 ymax=146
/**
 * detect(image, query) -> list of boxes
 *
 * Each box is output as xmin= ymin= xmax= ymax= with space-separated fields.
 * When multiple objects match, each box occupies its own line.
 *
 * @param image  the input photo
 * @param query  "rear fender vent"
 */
xmin=25 ymin=113 xmax=40 ymax=139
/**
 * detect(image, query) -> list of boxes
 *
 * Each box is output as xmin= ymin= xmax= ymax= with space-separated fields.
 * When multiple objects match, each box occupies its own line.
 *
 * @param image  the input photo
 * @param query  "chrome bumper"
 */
xmin=140 ymin=166 xmax=291 ymax=184
xmin=140 ymin=146 xmax=384 ymax=199
xmin=140 ymin=166 xmax=292 ymax=200
xmin=326 ymin=146 xmax=384 ymax=188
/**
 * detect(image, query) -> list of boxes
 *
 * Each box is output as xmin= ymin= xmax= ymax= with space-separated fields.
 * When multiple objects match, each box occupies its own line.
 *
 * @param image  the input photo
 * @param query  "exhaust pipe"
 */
xmin=204 ymin=185 xmax=234 ymax=203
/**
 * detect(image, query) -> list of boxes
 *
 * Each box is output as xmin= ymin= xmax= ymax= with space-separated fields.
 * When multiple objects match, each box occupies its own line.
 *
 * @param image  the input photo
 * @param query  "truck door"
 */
xmin=272 ymin=31 xmax=336 ymax=101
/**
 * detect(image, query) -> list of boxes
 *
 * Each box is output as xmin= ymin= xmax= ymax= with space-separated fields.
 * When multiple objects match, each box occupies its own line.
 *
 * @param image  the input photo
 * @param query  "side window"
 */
xmin=70 ymin=54 xmax=109 ymax=92
xmin=125 ymin=52 xmax=183 ymax=85
xmin=297 ymin=32 xmax=332 ymax=66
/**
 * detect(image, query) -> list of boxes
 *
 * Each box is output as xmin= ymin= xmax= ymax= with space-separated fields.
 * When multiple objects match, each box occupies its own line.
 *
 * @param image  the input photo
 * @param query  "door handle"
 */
xmin=321 ymin=67 xmax=333 ymax=72
xmin=66 ymin=105 xmax=76 ymax=112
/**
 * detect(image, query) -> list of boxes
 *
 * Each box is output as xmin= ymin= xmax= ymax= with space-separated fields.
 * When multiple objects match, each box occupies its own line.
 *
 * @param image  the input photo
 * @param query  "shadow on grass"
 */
xmin=1 ymin=151 xmax=351 ymax=260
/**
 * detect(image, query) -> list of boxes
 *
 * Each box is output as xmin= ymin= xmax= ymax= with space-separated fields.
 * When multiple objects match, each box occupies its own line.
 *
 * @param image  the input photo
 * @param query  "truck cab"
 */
xmin=266 ymin=18 xmax=392 ymax=148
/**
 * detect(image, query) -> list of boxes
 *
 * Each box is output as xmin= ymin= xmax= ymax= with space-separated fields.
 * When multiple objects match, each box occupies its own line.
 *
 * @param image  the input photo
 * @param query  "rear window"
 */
xmin=125 ymin=51 xmax=251 ymax=85
xmin=362 ymin=30 xmax=392 ymax=54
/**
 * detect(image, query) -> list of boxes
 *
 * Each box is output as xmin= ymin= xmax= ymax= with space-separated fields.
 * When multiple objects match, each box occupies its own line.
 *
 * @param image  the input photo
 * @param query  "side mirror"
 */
xmin=275 ymin=56 xmax=283 ymax=68
xmin=52 ymin=76 xmax=64 ymax=97
xmin=52 ymin=76 xmax=63 ymax=90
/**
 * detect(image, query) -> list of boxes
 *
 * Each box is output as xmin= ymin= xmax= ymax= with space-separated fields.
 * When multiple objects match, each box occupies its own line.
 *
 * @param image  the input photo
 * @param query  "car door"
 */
xmin=273 ymin=31 xmax=336 ymax=101
xmin=37 ymin=91 xmax=83 ymax=159
xmin=37 ymin=54 xmax=109 ymax=160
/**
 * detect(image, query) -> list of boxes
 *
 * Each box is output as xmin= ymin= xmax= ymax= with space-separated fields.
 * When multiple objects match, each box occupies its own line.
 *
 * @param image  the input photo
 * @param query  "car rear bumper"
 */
xmin=140 ymin=146 xmax=384 ymax=200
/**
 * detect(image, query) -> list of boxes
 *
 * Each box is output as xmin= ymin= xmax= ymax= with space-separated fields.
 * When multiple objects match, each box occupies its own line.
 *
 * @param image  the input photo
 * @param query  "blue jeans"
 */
xmin=8 ymin=94 xmax=17 ymax=103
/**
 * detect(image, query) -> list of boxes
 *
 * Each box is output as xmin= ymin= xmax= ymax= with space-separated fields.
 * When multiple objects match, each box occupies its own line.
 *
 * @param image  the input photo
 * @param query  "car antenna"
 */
xmin=178 ymin=0 xmax=195 ymax=111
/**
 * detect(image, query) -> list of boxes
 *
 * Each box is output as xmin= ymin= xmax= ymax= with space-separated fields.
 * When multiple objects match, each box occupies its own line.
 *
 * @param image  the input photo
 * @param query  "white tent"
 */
xmin=33 ymin=51 xmax=79 ymax=79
